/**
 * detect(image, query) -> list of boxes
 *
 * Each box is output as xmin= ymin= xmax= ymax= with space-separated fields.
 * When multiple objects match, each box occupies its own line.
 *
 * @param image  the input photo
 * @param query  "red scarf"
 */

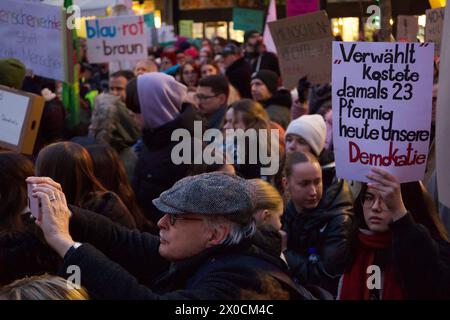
xmin=339 ymin=231 xmax=404 ymax=300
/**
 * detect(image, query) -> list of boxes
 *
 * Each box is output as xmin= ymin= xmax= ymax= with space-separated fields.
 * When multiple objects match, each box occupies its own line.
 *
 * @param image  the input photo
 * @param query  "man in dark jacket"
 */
xmin=222 ymin=43 xmax=252 ymax=99
xmin=243 ymin=30 xmax=280 ymax=76
xmin=28 ymin=173 xmax=316 ymax=300
xmin=251 ymin=70 xmax=291 ymax=129
xmin=282 ymin=152 xmax=354 ymax=296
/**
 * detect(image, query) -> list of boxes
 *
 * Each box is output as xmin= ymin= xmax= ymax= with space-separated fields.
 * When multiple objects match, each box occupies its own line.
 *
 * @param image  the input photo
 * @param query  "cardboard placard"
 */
xmin=287 ymin=0 xmax=319 ymax=17
xmin=157 ymin=24 xmax=177 ymax=45
xmin=397 ymin=15 xmax=419 ymax=42
xmin=269 ymin=10 xmax=333 ymax=88
xmin=426 ymin=7 xmax=445 ymax=56
xmin=436 ymin=4 xmax=450 ymax=207
xmin=0 ymin=85 xmax=44 ymax=155
xmin=0 ymin=0 xmax=67 ymax=82
xmin=86 ymin=15 xmax=148 ymax=63
xmin=233 ymin=8 xmax=265 ymax=33
xmin=179 ymin=20 xmax=194 ymax=38
xmin=332 ymin=42 xmax=435 ymax=183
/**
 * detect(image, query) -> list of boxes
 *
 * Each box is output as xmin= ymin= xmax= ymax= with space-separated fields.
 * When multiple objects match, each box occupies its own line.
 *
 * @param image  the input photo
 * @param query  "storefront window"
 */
xmin=229 ymin=22 xmax=245 ymax=42
xmin=205 ymin=22 xmax=228 ymax=39
xmin=332 ymin=17 xmax=359 ymax=41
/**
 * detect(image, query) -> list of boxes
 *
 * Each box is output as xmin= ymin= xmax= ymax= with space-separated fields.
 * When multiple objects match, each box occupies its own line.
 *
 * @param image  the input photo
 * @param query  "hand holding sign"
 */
xmin=366 ymin=167 xmax=408 ymax=221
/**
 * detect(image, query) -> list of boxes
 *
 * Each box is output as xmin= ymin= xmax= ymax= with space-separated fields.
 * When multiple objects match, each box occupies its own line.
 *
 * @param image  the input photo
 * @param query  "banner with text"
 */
xmin=332 ymin=41 xmax=435 ymax=183
xmin=0 ymin=0 xmax=66 ymax=82
xmin=86 ymin=15 xmax=148 ymax=63
xmin=426 ymin=7 xmax=445 ymax=56
xmin=269 ymin=10 xmax=333 ymax=88
xmin=233 ymin=8 xmax=265 ymax=33
xmin=436 ymin=3 xmax=450 ymax=206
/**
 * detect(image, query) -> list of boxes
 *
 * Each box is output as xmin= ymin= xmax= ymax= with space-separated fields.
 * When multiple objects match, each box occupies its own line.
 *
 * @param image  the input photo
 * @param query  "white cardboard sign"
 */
xmin=332 ymin=41 xmax=435 ymax=183
xmin=0 ymin=0 xmax=66 ymax=81
xmin=86 ymin=15 xmax=148 ymax=63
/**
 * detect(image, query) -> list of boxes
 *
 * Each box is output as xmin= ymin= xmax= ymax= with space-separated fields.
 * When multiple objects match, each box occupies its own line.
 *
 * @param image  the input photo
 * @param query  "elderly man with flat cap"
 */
xmin=27 ymin=173 xmax=317 ymax=300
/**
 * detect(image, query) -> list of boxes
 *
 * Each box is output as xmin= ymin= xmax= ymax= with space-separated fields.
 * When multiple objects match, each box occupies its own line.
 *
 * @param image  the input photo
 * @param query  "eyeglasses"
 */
xmin=361 ymin=193 xmax=386 ymax=210
xmin=195 ymin=93 xmax=219 ymax=100
xmin=168 ymin=214 xmax=204 ymax=226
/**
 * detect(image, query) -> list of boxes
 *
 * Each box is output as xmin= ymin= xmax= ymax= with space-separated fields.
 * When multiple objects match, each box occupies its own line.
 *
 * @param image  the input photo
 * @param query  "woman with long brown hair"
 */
xmin=35 ymin=142 xmax=136 ymax=229
xmin=229 ymin=99 xmax=281 ymax=181
xmin=86 ymin=145 xmax=157 ymax=233
xmin=0 ymin=152 xmax=60 ymax=285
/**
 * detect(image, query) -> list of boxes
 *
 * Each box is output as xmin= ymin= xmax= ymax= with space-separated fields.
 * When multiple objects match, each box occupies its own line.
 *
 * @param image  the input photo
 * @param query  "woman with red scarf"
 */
xmin=338 ymin=167 xmax=450 ymax=300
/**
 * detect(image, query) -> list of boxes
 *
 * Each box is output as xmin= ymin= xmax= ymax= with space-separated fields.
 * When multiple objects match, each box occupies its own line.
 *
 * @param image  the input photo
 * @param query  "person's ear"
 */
xmin=262 ymin=209 xmax=271 ymax=222
xmin=206 ymin=223 xmax=230 ymax=247
xmin=282 ymin=177 xmax=288 ymax=191
xmin=218 ymin=93 xmax=227 ymax=105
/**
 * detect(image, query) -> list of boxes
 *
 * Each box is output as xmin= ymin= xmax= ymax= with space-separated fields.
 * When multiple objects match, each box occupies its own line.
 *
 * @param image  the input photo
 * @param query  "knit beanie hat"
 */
xmin=285 ymin=114 xmax=326 ymax=156
xmin=251 ymin=69 xmax=278 ymax=95
xmin=0 ymin=58 xmax=26 ymax=89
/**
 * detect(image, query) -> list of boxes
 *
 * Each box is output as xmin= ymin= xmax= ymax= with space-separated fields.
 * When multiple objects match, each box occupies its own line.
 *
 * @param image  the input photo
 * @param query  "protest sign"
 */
xmin=86 ymin=15 xmax=148 ymax=63
xmin=233 ymin=8 xmax=265 ymax=33
xmin=0 ymin=85 xmax=44 ymax=155
xmin=0 ymin=0 xmax=67 ymax=82
xmin=268 ymin=10 xmax=333 ymax=88
xmin=426 ymin=7 xmax=445 ymax=56
xmin=397 ymin=16 xmax=419 ymax=42
xmin=287 ymin=0 xmax=319 ymax=17
xmin=179 ymin=20 xmax=194 ymax=38
xmin=436 ymin=4 xmax=450 ymax=206
xmin=158 ymin=24 xmax=177 ymax=45
xmin=332 ymin=41 xmax=435 ymax=183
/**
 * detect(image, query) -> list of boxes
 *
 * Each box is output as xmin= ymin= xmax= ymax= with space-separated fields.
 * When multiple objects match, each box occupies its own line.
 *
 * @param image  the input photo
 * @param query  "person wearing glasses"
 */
xmin=26 ymin=172 xmax=316 ymax=300
xmin=338 ymin=168 xmax=450 ymax=300
xmin=196 ymin=75 xmax=230 ymax=130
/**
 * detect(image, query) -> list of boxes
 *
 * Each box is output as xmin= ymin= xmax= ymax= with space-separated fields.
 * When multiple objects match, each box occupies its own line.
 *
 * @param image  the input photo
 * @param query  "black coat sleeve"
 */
xmin=67 ymin=205 xmax=169 ymax=284
xmin=285 ymin=214 xmax=353 ymax=292
xmin=391 ymin=213 xmax=450 ymax=299
xmin=61 ymin=243 xmax=263 ymax=300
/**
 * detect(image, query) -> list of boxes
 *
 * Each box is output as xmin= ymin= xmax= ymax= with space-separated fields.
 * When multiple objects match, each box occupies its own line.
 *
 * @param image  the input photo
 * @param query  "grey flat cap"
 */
xmin=153 ymin=172 xmax=256 ymax=221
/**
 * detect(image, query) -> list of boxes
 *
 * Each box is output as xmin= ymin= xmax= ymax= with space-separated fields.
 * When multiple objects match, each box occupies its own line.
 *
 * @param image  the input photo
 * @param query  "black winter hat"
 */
xmin=251 ymin=69 xmax=278 ymax=95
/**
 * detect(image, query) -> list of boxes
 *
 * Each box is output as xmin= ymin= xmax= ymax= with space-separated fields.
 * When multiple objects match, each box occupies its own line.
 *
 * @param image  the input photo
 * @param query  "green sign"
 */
xmin=144 ymin=13 xmax=155 ymax=28
xmin=233 ymin=8 xmax=265 ymax=32
xmin=179 ymin=20 xmax=194 ymax=38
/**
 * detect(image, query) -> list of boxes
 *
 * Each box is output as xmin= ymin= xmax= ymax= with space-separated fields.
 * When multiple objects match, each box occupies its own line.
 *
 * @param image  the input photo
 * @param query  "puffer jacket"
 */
xmin=282 ymin=177 xmax=355 ymax=295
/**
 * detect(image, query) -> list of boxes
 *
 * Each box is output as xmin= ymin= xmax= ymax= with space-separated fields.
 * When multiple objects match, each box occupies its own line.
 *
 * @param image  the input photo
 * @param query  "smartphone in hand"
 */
xmin=27 ymin=183 xmax=41 ymax=219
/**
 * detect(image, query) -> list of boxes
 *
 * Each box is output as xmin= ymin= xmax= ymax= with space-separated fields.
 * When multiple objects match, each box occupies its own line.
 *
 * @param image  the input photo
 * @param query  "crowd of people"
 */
xmin=0 ymin=28 xmax=449 ymax=300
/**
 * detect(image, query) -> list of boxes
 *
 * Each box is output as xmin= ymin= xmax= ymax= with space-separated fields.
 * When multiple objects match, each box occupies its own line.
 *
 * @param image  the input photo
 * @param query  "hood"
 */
xmin=142 ymin=102 xmax=203 ymax=150
xmin=138 ymin=72 xmax=188 ymax=129
xmin=263 ymin=89 xmax=292 ymax=109
xmin=89 ymin=93 xmax=141 ymax=151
